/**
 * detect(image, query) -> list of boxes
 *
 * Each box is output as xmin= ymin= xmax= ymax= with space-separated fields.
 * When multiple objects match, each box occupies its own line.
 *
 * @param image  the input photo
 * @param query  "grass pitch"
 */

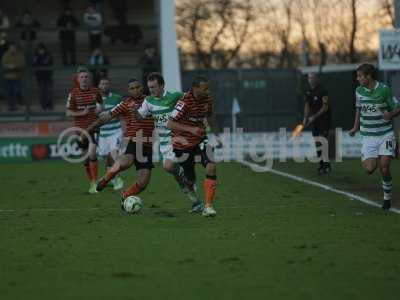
xmin=0 ymin=159 xmax=399 ymax=300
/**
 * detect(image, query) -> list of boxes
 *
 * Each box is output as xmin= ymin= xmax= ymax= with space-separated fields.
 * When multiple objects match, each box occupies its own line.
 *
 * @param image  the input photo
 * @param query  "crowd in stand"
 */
xmin=0 ymin=2 xmax=154 ymax=113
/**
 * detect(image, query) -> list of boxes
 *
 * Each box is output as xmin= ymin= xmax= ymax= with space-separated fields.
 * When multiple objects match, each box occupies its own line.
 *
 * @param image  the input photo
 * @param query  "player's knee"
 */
xmin=163 ymin=160 xmax=175 ymax=173
xmin=380 ymin=165 xmax=390 ymax=176
xmin=206 ymin=163 xmax=216 ymax=176
xmin=364 ymin=165 xmax=375 ymax=175
xmin=365 ymin=169 xmax=374 ymax=175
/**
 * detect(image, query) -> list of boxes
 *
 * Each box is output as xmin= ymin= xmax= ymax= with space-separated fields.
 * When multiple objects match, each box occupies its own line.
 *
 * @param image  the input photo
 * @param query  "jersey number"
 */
xmin=361 ymin=105 xmax=377 ymax=113
xmin=386 ymin=140 xmax=393 ymax=150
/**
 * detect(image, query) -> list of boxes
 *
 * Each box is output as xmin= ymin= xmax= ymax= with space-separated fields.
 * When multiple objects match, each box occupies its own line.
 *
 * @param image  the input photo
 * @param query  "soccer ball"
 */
xmin=122 ymin=196 xmax=143 ymax=214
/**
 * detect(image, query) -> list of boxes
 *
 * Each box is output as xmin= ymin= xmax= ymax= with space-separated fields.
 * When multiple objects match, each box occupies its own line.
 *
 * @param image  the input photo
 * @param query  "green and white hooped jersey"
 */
xmin=100 ymin=92 xmax=123 ymax=137
xmin=355 ymin=82 xmax=399 ymax=137
xmin=137 ymin=90 xmax=183 ymax=149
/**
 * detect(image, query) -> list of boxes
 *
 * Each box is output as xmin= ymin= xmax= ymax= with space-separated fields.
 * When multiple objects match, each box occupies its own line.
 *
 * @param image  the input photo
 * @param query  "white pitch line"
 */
xmin=0 ymin=207 xmax=102 ymax=213
xmin=239 ymin=160 xmax=400 ymax=215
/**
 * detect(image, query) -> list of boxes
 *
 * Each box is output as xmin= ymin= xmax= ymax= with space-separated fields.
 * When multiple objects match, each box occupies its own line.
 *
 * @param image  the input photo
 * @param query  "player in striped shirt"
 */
xmin=134 ymin=72 xmax=202 ymax=212
xmin=97 ymin=77 xmax=124 ymax=190
xmin=86 ymin=78 xmax=155 ymax=202
xmin=167 ymin=76 xmax=222 ymax=217
xmin=66 ymin=70 xmax=103 ymax=194
xmin=349 ymin=63 xmax=400 ymax=210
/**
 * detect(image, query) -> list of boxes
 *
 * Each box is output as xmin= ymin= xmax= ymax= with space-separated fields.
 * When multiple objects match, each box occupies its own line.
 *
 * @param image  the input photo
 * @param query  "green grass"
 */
xmin=274 ymin=158 xmax=400 ymax=206
xmin=0 ymin=160 xmax=399 ymax=300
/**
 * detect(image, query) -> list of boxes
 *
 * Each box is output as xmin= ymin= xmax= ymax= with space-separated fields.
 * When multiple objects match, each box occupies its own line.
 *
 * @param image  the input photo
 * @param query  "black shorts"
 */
xmin=77 ymin=131 xmax=99 ymax=149
xmin=124 ymin=140 xmax=154 ymax=170
xmin=312 ymin=126 xmax=329 ymax=139
xmin=174 ymin=139 xmax=215 ymax=169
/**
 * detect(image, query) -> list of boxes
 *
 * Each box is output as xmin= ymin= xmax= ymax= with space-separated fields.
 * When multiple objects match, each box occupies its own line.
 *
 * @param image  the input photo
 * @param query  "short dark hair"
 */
xmin=76 ymin=65 xmax=89 ymax=73
xmin=128 ymin=78 xmax=140 ymax=84
xmin=147 ymin=72 xmax=164 ymax=86
xmin=78 ymin=69 xmax=89 ymax=75
xmin=192 ymin=75 xmax=209 ymax=87
xmin=357 ymin=63 xmax=377 ymax=80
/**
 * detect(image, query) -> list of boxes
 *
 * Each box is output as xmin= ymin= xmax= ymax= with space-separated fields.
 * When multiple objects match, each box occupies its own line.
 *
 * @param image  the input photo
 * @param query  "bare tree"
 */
xmin=348 ymin=0 xmax=358 ymax=63
xmin=277 ymin=0 xmax=295 ymax=68
xmin=176 ymin=0 xmax=390 ymax=69
xmin=176 ymin=0 xmax=253 ymax=69
xmin=375 ymin=0 xmax=395 ymax=27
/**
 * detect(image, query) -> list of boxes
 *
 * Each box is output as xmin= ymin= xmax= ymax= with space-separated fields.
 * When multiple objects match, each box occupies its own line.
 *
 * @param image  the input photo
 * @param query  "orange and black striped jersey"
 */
xmin=170 ymin=90 xmax=213 ymax=150
xmin=66 ymin=87 xmax=102 ymax=129
xmin=110 ymin=95 xmax=154 ymax=145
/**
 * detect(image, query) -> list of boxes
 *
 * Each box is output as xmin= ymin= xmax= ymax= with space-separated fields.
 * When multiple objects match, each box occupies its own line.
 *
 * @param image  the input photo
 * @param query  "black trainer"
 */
xmin=382 ymin=200 xmax=391 ymax=211
xmin=318 ymin=164 xmax=325 ymax=175
xmin=323 ymin=163 xmax=332 ymax=174
xmin=96 ymin=178 xmax=108 ymax=192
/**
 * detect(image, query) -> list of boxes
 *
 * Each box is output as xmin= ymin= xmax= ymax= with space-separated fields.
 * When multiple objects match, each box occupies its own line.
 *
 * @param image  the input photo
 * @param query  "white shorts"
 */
xmin=159 ymin=143 xmax=176 ymax=162
xmin=97 ymin=130 xmax=123 ymax=157
xmin=361 ymin=133 xmax=396 ymax=161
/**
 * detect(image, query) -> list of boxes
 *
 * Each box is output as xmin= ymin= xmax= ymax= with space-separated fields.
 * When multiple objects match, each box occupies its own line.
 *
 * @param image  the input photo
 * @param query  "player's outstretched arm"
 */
xmin=86 ymin=111 xmax=112 ymax=133
xmin=349 ymin=108 xmax=360 ymax=137
xmin=133 ymin=100 xmax=151 ymax=120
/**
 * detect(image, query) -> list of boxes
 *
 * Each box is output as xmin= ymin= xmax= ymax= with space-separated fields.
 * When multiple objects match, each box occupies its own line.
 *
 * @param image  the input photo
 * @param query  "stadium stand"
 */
xmin=0 ymin=0 xmax=158 ymax=118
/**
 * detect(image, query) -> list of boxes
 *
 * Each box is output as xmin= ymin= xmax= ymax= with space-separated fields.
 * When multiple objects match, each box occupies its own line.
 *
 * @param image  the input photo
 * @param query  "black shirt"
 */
xmin=304 ymin=84 xmax=331 ymax=130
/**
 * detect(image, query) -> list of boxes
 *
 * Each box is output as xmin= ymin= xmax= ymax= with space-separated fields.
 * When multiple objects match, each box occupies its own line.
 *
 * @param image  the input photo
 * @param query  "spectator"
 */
xmin=0 ymin=32 xmax=9 ymax=60
xmin=139 ymin=44 xmax=160 ymax=94
xmin=83 ymin=5 xmax=102 ymax=50
xmin=110 ymin=0 xmax=127 ymax=26
xmin=15 ymin=11 xmax=40 ymax=66
xmin=89 ymin=0 xmax=105 ymax=17
xmin=1 ymin=42 xmax=25 ymax=111
xmin=0 ymin=32 xmax=8 ymax=100
xmin=0 ymin=9 xmax=10 ymax=36
xmin=57 ymin=7 xmax=79 ymax=66
xmin=33 ymin=43 xmax=53 ymax=110
xmin=88 ymin=47 xmax=109 ymax=86
xmin=15 ymin=10 xmax=40 ymax=42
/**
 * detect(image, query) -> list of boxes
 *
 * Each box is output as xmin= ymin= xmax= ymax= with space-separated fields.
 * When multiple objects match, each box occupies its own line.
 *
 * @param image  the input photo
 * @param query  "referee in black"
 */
xmin=303 ymin=72 xmax=331 ymax=174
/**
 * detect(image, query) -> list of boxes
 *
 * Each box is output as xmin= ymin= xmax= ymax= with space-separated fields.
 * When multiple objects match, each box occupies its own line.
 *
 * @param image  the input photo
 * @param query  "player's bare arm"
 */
xmin=85 ymin=111 xmax=113 ymax=133
xmin=303 ymin=102 xmax=310 ymax=126
xmin=349 ymin=107 xmax=360 ymax=137
xmin=206 ymin=114 xmax=222 ymax=147
xmin=383 ymin=107 xmax=400 ymax=121
xmin=308 ymin=96 xmax=329 ymax=124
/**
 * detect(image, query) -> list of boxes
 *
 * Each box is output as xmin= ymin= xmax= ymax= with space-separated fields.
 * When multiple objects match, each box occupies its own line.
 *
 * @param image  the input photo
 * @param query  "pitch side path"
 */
xmin=0 ymin=160 xmax=399 ymax=300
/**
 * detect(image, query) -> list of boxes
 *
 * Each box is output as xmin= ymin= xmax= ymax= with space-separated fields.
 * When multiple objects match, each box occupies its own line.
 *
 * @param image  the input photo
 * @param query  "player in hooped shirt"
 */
xmin=66 ymin=70 xmax=103 ymax=194
xmin=85 ymin=79 xmax=155 ymax=203
xmin=167 ymin=76 xmax=222 ymax=217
